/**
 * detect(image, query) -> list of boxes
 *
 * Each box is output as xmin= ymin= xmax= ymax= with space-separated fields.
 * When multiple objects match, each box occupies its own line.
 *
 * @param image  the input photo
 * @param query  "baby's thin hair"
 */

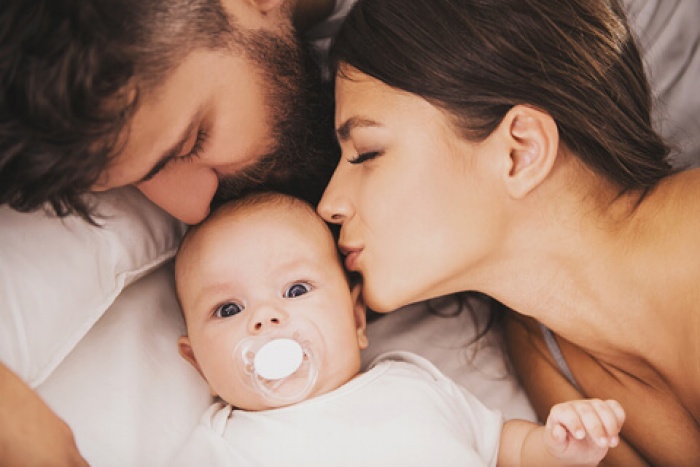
xmin=180 ymin=191 xmax=319 ymax=254
xmin=214 ymin=190 xmax=316 ymax=216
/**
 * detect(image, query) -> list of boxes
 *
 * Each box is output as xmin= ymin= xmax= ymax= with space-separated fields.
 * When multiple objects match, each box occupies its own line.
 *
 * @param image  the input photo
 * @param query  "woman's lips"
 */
xmin=340 ymin=246 xmax=362 ymax=271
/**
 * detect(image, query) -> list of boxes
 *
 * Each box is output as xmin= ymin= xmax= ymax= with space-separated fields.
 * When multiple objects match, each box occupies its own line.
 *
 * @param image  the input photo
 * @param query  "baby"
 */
xmin=172 ymin=191 xmax=625 ymax=466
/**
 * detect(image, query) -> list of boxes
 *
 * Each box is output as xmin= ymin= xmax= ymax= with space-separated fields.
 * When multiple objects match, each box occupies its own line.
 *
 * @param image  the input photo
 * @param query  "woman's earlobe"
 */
xmin=503 ymin=106 xmax=559 ymax=199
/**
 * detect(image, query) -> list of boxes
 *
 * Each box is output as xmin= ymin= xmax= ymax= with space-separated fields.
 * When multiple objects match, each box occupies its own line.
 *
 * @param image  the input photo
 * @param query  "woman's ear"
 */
xmin=351 ymin=284 xmax=369 ymax=350
xmin=500 ymin=105 xmax=559 ymax=199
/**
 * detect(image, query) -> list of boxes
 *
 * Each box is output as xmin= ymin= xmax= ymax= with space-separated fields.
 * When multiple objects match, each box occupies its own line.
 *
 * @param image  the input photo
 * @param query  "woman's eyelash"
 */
xmin=178 ymin=129 xmax=208 ymax=163
xmin=348 ymin=151 xmax=381 ymax=165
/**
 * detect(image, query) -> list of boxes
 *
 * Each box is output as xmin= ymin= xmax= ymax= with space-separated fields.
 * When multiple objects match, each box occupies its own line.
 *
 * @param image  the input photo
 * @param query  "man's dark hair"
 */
xmin=1 ymin=0 xmax=235 ymax=220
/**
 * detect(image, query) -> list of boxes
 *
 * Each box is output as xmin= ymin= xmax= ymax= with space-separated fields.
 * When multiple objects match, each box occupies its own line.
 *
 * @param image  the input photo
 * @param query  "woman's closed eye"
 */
xmin=214 ymin=301 xmax=243 ymax=318
xmin=284 ymin=282 xmax=312 ymax=298
xmin=348 ymin=151 xmax=381 ymax=165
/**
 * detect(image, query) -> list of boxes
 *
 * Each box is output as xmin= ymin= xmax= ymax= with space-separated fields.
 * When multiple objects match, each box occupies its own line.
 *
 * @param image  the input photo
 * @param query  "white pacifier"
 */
xmin=234 ymin=318 xmax=324 ymax=406
xmin=254 ymin=338 xmax=304 ymax=380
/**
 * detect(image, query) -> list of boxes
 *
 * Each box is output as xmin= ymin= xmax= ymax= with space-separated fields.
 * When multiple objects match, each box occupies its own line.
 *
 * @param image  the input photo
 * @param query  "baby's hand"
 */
xmin=545 ymin=399 xmax=625 ymax=464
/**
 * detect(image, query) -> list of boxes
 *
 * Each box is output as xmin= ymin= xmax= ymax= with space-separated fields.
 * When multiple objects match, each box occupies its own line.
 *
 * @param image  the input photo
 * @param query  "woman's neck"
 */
xmin=480 ymin=163 xmax=665 ymax=359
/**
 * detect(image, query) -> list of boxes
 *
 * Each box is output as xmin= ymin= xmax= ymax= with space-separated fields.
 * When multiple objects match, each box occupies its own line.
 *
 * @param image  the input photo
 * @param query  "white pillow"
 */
xmin=0 ymin=187 xmax=187 ymax=387
xmin=623 ymin=0 xmax=700 ymax=169
xmin=37 ymin=263 xmax=211 ymax=467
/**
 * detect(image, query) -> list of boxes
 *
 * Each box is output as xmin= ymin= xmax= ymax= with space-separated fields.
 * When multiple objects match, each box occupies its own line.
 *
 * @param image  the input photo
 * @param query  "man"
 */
xmin=1 ymin=0 xmax=346 ymax=225
xmin=0 ymin=0 xmax=354 ymax=463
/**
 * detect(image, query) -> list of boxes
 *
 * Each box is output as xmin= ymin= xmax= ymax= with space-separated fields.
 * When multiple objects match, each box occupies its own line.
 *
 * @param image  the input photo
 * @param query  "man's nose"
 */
xmin=136 ymin=165 xmax=218 ymax=224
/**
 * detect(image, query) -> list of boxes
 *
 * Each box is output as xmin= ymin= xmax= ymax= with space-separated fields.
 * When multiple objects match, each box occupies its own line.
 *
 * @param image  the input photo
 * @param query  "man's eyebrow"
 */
xmin=137 ymin=111 xmax=202 ymax=184
xmin=336 ymin=116 xmax=382 ymax=142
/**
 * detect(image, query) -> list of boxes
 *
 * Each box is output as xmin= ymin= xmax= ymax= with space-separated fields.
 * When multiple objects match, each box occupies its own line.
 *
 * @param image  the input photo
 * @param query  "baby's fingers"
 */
xmin=595 ymin=400 xmax=625 ymax=441
xmin=548 ymin=400 xmax=625 ymax=448
xmin=575 ymin=400 xmax=623 ymax=448
xmin=547 ymin=402 xmax=588 ymax=441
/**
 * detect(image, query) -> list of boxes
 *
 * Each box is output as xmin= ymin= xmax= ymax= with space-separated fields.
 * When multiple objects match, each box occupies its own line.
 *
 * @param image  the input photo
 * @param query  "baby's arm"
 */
xmin=498 ymin=399 xmax=625 ymax=466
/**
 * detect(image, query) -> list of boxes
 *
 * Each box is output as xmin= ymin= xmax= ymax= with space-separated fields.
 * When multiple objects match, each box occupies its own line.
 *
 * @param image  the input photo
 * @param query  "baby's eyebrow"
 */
xmin=192 ymin=282 xmax=236 ymax=313
xmin=336 ymin=116 xmax=382 ymax=142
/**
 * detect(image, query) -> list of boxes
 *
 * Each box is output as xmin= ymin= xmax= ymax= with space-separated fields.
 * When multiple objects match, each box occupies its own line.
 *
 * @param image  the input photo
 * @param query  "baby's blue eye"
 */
xmin=215 ymin=302 xmax=243 ymax=318
xmin=285 ymin=283 xmax=310 ymax=298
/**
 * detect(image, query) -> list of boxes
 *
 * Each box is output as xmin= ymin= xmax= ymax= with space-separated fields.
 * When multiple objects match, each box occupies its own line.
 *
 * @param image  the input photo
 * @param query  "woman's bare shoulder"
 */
xmin=645 ymin=168 xmax=700 ymax=392
xmin=503 ymin=313 xmax=700 ymax=465
xmin=661 ymin=168 xmax=700 ymax=211
xmin=643 ymin=169 xmax=700 ymax=282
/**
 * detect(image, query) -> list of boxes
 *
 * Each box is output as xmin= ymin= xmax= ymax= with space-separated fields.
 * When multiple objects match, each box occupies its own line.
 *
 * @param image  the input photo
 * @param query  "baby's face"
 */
xmin=177 ymin=202 xmax=367 ymax=410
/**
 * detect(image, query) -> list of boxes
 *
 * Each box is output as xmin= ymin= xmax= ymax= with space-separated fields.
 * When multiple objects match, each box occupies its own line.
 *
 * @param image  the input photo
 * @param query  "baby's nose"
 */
xmin=249 ymin=306 xmax=287 ymax=333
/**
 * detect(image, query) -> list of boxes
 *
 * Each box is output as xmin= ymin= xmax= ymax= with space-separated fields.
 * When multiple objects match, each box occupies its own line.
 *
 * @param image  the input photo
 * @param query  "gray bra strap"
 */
xmin=538 ymin=322 xmax=582 ymax=393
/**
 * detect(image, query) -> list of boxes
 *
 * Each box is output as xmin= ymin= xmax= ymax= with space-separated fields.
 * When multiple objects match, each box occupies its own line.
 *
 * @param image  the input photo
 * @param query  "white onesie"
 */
xmin=171 ymin=351 xmax=503 ymax=467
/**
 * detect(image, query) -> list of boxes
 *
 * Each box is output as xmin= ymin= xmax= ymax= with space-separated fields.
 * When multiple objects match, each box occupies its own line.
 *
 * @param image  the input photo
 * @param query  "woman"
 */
xmin=317 ymin=0 xmax=700 ymax=465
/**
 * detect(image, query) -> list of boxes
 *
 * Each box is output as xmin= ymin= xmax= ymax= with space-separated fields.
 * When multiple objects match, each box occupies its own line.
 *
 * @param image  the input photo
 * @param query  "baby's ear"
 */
xmin=178 ymin=336 xmax=204 ymax=376
xmin=178 ymin=336 xmax=219 ymax=397
xmin=351 ymin=284 xmax=369 ymax=350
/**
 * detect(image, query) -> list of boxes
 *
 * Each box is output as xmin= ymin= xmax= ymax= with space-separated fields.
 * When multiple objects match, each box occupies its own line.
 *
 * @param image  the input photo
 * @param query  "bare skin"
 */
xmin=505 ymin=169 xmax=700 ymax=466
xmin=0 ymin=364 xmax=88 ymax=466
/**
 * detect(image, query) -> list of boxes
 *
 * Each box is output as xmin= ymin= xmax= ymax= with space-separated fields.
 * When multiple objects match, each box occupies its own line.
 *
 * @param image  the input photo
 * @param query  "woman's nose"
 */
xmin=317 ymin=179 xmax=351 ymax=225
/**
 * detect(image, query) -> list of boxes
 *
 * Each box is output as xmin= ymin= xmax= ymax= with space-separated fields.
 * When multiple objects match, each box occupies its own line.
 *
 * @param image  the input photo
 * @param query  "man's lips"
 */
xmin=339 ymin=245 xmax=362 ymax=271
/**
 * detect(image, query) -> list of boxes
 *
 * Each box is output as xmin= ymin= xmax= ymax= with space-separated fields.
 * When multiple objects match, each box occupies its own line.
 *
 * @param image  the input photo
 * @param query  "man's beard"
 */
xmin=212 ymin=26 xmax=338 ymax=209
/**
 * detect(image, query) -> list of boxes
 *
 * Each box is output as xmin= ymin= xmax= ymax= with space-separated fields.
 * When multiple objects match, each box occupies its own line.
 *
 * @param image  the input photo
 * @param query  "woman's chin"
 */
xmin=363 ymin=287 xmax=411 ymax=314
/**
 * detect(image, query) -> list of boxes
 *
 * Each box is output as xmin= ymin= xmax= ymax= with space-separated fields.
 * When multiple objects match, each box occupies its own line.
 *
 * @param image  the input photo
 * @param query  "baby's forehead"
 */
xmin=178 ymin=202 xmax=333 ymax=280
xmin=200 ymin=200 xmax=327 ymax=245
xmin=233 ymin=198 xmax=327 ymax=231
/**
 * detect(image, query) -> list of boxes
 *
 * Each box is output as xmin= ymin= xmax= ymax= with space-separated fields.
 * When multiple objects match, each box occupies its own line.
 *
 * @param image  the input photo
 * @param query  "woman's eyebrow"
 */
xmin=336 ymin=116 xmax=382 ymax=142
